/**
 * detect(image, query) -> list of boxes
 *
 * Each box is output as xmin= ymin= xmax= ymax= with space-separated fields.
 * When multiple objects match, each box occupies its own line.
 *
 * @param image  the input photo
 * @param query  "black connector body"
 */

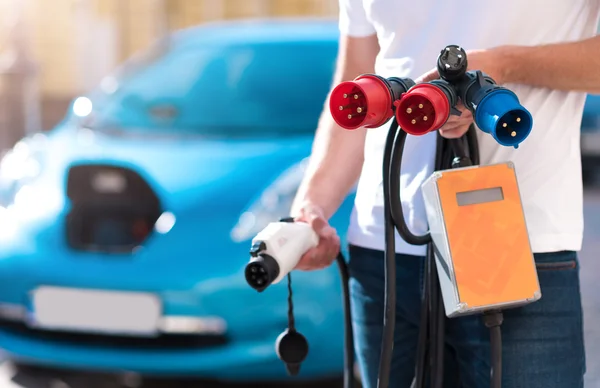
xmin=430 ymin=79 xmax=462 ymax=117
xmin=369 ymin=75 xmax=416 ymax=104
xmin=437 ymin=45 xmax=468 ymax=82
xmin=455 ymin=70 xmax=533 ymax=148
xmin=387 ymin=76 xmax=416 ymax=101
xmin=245 ymin=252 xmax=280 ymax=292
xmin=455 ymin=70 xmax=498 ymax=113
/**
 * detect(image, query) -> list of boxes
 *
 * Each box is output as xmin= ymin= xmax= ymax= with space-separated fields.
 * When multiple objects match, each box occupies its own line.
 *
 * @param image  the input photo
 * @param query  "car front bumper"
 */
xmin=0 ymin=318 xmax=339 ymax=380
xmin=0 ymin=255 xmax=346 ymax=381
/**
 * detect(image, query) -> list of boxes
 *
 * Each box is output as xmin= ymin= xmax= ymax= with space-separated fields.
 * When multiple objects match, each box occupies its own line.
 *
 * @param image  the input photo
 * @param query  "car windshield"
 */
xmin=87 ymin=39 xmax=338 ymax=138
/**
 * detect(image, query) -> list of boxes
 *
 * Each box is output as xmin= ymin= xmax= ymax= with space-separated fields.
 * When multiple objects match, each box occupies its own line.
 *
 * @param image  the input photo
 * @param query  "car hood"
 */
xmin=44 ymin=126 xmax=313 ymax=214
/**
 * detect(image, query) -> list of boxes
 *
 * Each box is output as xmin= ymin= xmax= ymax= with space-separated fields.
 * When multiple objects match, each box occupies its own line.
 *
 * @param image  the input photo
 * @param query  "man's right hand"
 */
xmin=293 ymin=204 xmax=341 ymax=271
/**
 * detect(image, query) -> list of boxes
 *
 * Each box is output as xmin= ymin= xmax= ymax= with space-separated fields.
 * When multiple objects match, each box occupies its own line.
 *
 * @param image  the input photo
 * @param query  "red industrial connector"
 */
xmin=329 ymin=75 xmax=415 ymax=130
xmin=330 ymin=75 xmax=392 ymax=130
xmin=395 ymin=81 xmax=457 ymax=136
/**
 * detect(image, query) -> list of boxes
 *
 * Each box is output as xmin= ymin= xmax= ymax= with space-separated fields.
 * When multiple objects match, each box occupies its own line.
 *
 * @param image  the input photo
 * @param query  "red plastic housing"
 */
xmin=395 ymin=84 xmax=451 ymax=135
xmin=329 ymin=75 xmax=393 ymax=130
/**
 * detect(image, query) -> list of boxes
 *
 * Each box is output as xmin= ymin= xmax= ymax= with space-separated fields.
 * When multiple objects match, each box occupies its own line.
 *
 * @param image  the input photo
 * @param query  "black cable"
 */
xmin=414 ymin=129 xmax=450 ymax=388
xmin=483 ymin=311 xmax=503 ymax=388
xmin=429 ymin=135 xmax=452 ymax=388
xmin=431 ymin=253 xmax=445 ymax=388
xmin=435 ymin=301 xmax=446 ymax=387
xmin=381 ymin=120 xmax=487 ymax=388
xmin=388 ymin=127 xmax=432 ymax=246
xmin=377 ymin=119 xmax=401 ymax=388
xmin=490 ymin=326 xmax=502 ymax=388
xmin=280 ymin=253 xmax=354 ymax=387
xmin=428 ymin=245 xmax=438 ymax=388
xmin=467 ymin=124 xmax=480 ymax=164
xmin=411 ymin=251 xmax=430 ymax=388
xmin=335 ymin=253 xmax=355 ymax=388
xmin=413 ymin=132 xmax=475 ymax=388
xmin=431 ymin=134 xmax=459 ymax=386
xmin=383 ymin=121 xmax=447 ymax=388
xmin=286 ymin=273 xmax=295 ymax=331
xmin=277 ymin=215 xmax=354 ymax=386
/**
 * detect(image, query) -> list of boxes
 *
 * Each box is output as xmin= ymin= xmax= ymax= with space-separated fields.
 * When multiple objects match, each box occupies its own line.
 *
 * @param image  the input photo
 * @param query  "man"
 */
xmin=290 ymin=0 xmax=600 ymax=387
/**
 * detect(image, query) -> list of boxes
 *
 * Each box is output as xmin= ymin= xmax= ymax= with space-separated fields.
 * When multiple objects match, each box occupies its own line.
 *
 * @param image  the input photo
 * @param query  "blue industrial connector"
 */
xmin=457 ymin=70 xmax=533 ymax=148
xmin=474 ymin=88 xmax=533 ymax=148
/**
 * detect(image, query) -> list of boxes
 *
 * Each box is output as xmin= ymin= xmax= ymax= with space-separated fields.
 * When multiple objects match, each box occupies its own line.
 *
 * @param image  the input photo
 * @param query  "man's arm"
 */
xmin=291 ymin=33 xmax=379 ymax=220
xmin=501 ymin=35 xmax=600 ymax=93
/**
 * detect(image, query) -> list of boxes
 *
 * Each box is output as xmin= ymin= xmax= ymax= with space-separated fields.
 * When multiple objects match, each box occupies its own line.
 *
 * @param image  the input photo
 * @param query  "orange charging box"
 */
xmin=421 ymin=162 xmax=541 ymax=317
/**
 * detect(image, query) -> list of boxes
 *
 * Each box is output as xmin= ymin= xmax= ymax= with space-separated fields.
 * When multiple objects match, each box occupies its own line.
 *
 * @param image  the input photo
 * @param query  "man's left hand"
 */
xmin=414 ymin=47 xmax=509 ymax=139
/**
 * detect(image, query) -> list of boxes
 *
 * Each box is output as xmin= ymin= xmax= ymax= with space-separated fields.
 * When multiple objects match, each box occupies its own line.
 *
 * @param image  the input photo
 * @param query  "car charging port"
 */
xmin=65 ymin=165 xmax=162 ymax=253
xmin=330 ymin=74 xmax=414 ymax=130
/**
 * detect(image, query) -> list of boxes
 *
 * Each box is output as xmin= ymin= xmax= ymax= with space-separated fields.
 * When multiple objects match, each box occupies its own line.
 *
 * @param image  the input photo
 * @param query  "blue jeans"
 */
xmin=348 ymin=244 xmax=586 ymax=388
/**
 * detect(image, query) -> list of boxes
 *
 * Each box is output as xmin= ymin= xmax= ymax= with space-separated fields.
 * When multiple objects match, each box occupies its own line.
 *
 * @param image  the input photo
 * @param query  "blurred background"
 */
xmin=0 ymin=0 xmax=598 ymax=387
xmin=0 ymin=0 xmax=339 ymax=140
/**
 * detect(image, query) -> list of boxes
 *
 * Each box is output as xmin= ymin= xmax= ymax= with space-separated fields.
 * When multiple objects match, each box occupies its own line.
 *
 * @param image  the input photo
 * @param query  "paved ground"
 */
xmin=0 ymin=187 xmax=599 ymax=388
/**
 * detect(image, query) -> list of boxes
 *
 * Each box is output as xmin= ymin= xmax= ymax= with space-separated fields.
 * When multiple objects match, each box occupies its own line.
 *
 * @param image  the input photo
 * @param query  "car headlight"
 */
xmin=0 ymin=134 xmax=47 ymax=208
xmin=230 ymin=158 xmax=310 ymax=243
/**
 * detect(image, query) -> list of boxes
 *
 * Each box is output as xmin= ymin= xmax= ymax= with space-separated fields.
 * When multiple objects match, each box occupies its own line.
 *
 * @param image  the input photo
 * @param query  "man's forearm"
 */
xmin=502 ymin=35 xmax=600 ymax=93
xmin=291 ymin=34 xmax=379 ymax=220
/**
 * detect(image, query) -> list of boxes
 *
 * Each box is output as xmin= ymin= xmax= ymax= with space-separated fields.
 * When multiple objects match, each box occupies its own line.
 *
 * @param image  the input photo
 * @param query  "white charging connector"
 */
xmin=245 ymin=221 xmax=318 ymax=292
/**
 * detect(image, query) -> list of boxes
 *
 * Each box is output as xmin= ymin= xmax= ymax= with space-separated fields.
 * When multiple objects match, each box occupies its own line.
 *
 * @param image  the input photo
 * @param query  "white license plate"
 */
xmin=30 ymin=286 xmax=162 ymax=336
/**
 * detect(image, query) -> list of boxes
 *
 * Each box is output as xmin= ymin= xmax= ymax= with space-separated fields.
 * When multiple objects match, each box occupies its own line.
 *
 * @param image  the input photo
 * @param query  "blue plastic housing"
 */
xmin=474 ymin=88 xmax=533 ymax=148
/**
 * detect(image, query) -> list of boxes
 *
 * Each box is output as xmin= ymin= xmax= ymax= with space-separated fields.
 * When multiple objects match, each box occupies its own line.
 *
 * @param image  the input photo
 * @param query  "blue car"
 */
xmin=0 ymin=19 xmax=356 ymax=382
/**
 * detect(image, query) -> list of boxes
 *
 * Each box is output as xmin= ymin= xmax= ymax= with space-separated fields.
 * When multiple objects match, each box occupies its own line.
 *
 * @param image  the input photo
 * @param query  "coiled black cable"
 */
xmin=382 ymin=121 xmax=491 ymax=388
xmin=296 ymin=120 xmax=495 ymax=388
xmin=387 ymin=126 xmax=432 ymax=246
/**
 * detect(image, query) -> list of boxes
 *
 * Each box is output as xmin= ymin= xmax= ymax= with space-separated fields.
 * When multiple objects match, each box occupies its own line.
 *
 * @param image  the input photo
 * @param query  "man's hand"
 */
xmin=293 ymin=203 xmax=341 ymax=271
xmin=431 ymin=102 xmax=473 ymax=139
xmin=415 ymin=47 xmax=510 ymax=139
xmin=417 ymin=47 xmax=509 ymax=85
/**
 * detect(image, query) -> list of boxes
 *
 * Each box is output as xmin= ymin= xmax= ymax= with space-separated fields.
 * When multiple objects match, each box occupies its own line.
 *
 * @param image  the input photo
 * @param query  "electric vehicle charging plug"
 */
xmin=245 ymin=220 xmax=355 ymax=387
xmin=394 ymin=79 xmax=462 ymax=136
xmin=456 ymin=70 xmax=533 ymax=148
xmin=244 ymin=221 xmax=317 ymax=376
xmin=330 ymin=75 xmax=415 ymax=129
xmin=245 ymin=221 xmax=318 ymax=292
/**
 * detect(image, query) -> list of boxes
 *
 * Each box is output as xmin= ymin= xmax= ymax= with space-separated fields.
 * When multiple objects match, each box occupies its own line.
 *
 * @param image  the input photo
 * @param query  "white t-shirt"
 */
xmin=341 ymin=0 xmax=600 ymax=256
